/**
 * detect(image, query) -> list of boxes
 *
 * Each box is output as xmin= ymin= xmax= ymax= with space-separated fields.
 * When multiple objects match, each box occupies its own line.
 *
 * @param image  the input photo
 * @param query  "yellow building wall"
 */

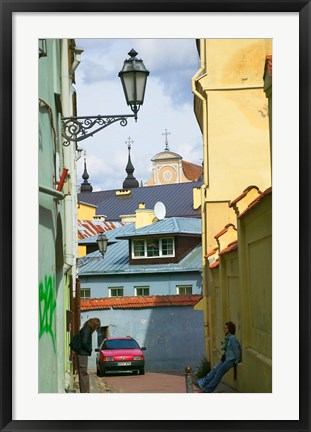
xmin=200 ymin=39 xmax=272 ymax=201
xmin=209 ymin=194 xmax=272 ymax=393
xmin=77 ymin=203 xmax=97 ymax=257
xmin=206 ymin=89 xmax=271 ymax=199
xmin=193 ymin=187 xmax=201 ymax=210
xmin=78 ymin=245 xmax=87 ymax=258
xmin=78 ymin=202 xmax=97 ymax=220
xmin=203 ymin=39 xmax=271 ymax=88
xmin=219 ymin=251 xmax=241 ymax=390
xmin=194 ymin=38 xmax=272 ymax=392
xmin=135 ymin=208 xmax=157 ymax=229
xmin=196 ymin=37 xmax=272 ymax=259
xmin=206 ymin=202 xmax=236 ymax=252
xmin=208 ymin=251 xmax=241 ymax=390
xmin=238 ymin=195 xmax=272 ymax=392
xmin=208 ymin=266 xmax=221 ymax=356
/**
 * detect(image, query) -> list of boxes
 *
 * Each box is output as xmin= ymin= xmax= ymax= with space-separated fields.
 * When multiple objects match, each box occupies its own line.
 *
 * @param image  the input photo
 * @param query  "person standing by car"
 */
xmin=196 ymin=321 xmax=241 ymax=393
xmin=75 ymin=317 xmax=101 ymax=393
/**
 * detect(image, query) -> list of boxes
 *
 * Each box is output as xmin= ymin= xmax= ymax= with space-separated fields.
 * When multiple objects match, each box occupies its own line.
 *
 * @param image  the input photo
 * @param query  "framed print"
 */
xmin=1 ymin=0 xmax=310 ymax=431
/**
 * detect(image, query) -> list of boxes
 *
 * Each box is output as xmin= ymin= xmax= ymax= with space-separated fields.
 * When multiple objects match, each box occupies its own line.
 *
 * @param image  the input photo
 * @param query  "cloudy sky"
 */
xmin=74 ymin=38 xmax=202 ymax=191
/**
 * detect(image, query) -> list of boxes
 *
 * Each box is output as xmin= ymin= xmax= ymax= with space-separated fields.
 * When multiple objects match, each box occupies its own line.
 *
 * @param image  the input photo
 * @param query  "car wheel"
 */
xmin=133 ymin=370 xmax=139 ymax=375
xmin=140 ymin=368 xmax=145 ymax=375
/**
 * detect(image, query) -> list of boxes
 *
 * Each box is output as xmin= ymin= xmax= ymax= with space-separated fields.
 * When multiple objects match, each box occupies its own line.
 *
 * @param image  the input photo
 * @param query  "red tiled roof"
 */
xmin=214 ymin=223 xmax=236 ymax=239
xmin=182 ymin=160 xmax=203 ymax=182
xmin=209 ymin=260 xmax=219 ymax=269
xmin=239 ymin=187 xmax=272 ymax=219
xmin=80 ymin=294 xmax=203 ymax=311
xmin=219 ymin=240 xmax=238 ymax=255
xmin=78 ymin=220 xmax=125 ymax=240
xmin=229 ymin=185 xmax=261 ymax=208
xmin=204 ymin=248 xmax=218 ymax=259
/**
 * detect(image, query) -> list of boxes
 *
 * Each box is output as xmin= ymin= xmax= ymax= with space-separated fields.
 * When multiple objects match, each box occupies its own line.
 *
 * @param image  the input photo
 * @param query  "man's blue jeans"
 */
xmin=197 ymin=359 xmax=235 ymax=392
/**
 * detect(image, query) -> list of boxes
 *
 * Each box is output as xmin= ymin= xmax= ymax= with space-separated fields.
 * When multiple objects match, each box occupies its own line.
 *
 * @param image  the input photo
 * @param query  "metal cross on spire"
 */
xmin=125 ymin=136 xmax=134 ymax=152
xmin=162 ymin=129 xmax=171 ymax=151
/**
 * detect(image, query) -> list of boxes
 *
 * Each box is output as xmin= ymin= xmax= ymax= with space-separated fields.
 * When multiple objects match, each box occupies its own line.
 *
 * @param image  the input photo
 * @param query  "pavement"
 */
xmin=87 ymin=370 xmax=238 ymax=393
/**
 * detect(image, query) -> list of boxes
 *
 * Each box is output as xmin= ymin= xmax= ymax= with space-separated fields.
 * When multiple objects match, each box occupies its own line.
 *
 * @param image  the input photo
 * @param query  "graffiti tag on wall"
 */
xmin=39 ymin=275 xmax=56 ymax=351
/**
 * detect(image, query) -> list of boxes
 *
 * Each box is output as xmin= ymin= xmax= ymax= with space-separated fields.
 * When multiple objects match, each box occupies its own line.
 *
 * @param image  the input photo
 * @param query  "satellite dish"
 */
xmin=154 ymin=201 xmax=166 ymax=220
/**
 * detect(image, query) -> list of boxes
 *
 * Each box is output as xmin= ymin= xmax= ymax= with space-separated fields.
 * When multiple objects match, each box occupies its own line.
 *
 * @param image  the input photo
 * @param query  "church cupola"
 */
xmin=122 ymin=137 xmax=139 ymax=189
xmin=80 ymin=150 xmax=93 ymax=192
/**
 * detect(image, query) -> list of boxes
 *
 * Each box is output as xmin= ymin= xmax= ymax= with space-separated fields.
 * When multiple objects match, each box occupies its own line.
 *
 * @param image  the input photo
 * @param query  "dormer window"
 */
xmin=132 ymin=237 xmax=175 ymax=259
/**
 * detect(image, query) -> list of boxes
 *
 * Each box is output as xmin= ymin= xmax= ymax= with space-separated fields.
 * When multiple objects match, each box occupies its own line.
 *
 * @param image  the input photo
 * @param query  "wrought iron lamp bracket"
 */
xmin=77 ymin=255 xmax=104 ymax=269
xmin=61 ymin=114 xmax=136 ymax=146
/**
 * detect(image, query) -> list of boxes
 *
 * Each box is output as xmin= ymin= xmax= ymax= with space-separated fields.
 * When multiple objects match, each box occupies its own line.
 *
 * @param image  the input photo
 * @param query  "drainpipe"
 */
xmin=39 ymin=185 xmax=64 ymax=200
xmin=69 ymin=45 xmax=83 ymax=286
xmin=61 ymin=40 xmax=84 ymax=392
xmin=61 ymin=40 xmax=73 ymax=272
xmin=191 ymin=39 xmax=211 ymax=363
xmin=61 ymin=42 xmax=83 ymax=285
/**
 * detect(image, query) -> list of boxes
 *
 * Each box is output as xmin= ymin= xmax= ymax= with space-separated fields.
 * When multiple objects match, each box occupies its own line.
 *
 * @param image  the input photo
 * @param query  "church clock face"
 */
xmin=159 ymin=166 xmax=177 ymax=184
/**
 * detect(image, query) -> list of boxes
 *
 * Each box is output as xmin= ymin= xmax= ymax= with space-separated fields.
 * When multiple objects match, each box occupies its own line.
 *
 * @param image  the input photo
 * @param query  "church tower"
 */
xmin=122 ymin=137 xmax=139 ymax=189
xmin=145 ymin=129 xmax=203 ymax=186
xmin=80 ymin=150 xmax=93 ymax=192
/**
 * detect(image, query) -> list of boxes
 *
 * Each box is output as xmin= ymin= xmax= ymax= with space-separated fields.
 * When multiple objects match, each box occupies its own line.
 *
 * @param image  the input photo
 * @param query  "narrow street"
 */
xmin=88 ymin=370 xmax=237 ymax=394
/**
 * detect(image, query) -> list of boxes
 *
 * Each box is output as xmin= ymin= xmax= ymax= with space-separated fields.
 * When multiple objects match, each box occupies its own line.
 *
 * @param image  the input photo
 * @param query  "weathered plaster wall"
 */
xmin=81 ymin=306 xmax=205 ymax=373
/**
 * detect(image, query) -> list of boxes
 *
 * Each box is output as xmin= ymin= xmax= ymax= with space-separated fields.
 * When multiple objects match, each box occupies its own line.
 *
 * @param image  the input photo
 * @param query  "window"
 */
xmin=102 ymin=338 xmax=140 ymax=350
xmin=147 ymin=239 xmax=159 ymax=257
xmin=135 ymin=286 xmax=150 ymax=296
xmin=161 ymin=238 xmax=174 ymax=256
xmin=176 ymin=285 xmax=193 ymax=295
xmin=109 ymin=287 xmax=124 ymax=297
xmin=80 ymin=288 xmax=91 ymax=298
xmin=133 ymin=240 xmax=145 ymax=257
xmin=132 ymin=237 xmax=174 ymax=259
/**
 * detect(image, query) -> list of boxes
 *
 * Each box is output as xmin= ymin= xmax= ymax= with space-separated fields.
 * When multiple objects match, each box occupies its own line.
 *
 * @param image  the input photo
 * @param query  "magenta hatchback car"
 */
xmin=95 ymin=336 xmax=146 ymax=376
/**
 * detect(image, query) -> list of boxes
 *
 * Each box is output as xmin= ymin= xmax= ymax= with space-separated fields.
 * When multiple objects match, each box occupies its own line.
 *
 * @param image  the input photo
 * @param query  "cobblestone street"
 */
xmin=87 ymin=370 xmax=237 ymax=394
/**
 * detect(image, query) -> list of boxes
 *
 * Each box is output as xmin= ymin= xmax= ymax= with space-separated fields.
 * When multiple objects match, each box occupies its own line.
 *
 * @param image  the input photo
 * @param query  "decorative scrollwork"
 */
xmin=61 ymin=114 xmax=135 ymax=145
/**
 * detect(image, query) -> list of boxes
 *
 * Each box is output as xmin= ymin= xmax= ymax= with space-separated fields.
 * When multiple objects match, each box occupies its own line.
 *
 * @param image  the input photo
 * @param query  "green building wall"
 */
xmin=39 ymin=39 xmax=72 ymax=393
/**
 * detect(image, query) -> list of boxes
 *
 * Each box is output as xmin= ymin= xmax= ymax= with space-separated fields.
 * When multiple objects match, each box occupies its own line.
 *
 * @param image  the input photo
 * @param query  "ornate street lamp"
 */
xmin=119 ymin=49 xmax=150 ymax=120
xmin=97 ymin=232 xmax=108 ymax=257
xmin=61 ymin=49 xmax=149 ymax=146
xmin=77 ymin=232 xmax=108 ymax=268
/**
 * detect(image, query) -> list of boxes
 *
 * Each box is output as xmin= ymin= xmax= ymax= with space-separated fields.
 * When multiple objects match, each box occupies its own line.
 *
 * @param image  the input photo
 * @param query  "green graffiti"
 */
xmin=39 ymin=275 xmax=56 ymax=351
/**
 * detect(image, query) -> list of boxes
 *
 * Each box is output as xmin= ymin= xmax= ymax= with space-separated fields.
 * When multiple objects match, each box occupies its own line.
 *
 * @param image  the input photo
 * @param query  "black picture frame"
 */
xmin=1 ymin=1 xmax=310 ymax=431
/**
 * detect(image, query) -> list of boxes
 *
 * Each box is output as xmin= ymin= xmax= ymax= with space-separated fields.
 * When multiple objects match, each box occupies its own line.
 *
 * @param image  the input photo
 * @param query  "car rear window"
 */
xmin=102 ymin=339 xmax=140 ymax=350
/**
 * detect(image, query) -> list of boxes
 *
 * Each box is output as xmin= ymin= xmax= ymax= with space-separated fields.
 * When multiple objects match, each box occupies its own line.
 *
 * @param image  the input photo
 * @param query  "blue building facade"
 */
xmin=80 ymin=271 xmax=201 ymax=299
xmin=81 ymin=298 xmax=205 ymax=372
xmin=78 ymin=217 xmax=205 ymax=372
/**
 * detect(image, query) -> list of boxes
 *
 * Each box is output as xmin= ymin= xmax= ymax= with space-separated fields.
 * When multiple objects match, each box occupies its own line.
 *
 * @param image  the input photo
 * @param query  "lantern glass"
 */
xmin=119 ymin=50 xmax=149 ymax=112
xmin=97 ymin=233 xmax=108 ymax=256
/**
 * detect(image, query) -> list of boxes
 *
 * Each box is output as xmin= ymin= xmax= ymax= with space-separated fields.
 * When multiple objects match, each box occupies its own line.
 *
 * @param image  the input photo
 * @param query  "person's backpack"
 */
xmin=69 ymin=331 xmax=81 ymax=353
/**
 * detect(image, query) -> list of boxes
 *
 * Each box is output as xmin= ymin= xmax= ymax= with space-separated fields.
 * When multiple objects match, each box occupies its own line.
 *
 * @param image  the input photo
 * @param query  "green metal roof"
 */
xmin=78 ymin=217 xmax=202 ymax=276
xmin=116 ymin=217 xmax=202 ymax=239
xmin=78 ymin=241 xmax=202 ymax=276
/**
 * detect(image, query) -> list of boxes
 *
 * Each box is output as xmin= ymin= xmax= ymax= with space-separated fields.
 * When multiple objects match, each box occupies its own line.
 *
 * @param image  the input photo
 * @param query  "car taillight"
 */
xmin=133 ymin=356 xmax=143 ymax=360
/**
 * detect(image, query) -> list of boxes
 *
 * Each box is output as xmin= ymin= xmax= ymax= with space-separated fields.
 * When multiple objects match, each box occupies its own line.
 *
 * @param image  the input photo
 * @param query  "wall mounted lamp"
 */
xmin=77 ymin=232 xmax=109 ymax=268
xmin=61 ymin=49 xmax=149 ymax=146
xmin=96 ymin=232 xmax=108 ymax=258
